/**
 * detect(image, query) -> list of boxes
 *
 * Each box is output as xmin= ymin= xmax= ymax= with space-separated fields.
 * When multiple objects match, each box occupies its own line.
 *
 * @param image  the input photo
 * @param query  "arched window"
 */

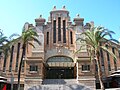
xmin=15 ymin=43 xmax=21 ymax=72
xmin=47 ymin=32 xmax=49 ymax=45
xmin=112 ymin=47 xmax=117 ymax=71
xmin=53 ymin=20 xmax=56 ymax=43
xmin=63 ymin=20 xmax=66 ymax=43
xmin=9 ymin=46 xmax=14 ymax=72
xmin=58 ymin=17 xmax=61 ymax=41
xmin=3 ymin=50 xmax=7 ymax=72
xmin=106 ymin=45 xmax=111 ymax=71
xmin=70 ymin=31 xmax=73 ymax=44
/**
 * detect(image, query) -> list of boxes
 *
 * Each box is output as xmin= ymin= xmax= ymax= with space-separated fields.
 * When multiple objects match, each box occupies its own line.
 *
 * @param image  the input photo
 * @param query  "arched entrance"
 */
xmin=45 ymin=56 xmax=76 ymax=79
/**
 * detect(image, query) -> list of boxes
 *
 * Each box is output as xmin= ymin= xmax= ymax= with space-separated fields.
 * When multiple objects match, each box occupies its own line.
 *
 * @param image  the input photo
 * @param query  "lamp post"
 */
xmin=11 ymin=72 xmax=14 ymax=90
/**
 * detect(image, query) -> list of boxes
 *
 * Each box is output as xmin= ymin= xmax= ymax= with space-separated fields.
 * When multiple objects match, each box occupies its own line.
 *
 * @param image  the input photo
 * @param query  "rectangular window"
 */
xmin=47 ymin=32 xmax=49 ymax=45
xmin=70 ymin=31 xmax=73 ymax=44
xmin=63 ymin=20 xmax=66 ymax=43
xmin=9 ymin=46 xmax=14 ymax=72
xmin=15 ymin=43 xmax=20 ymax=72
xmin=30 ymin=65 xmax=38 ymax=71
xmin=58 ymin=17 xmax=61 ymax=41
xmin=53 ymin=20 xmax=56 ymax=43
xmin=82 ymin=65 xmax=90 ymax=71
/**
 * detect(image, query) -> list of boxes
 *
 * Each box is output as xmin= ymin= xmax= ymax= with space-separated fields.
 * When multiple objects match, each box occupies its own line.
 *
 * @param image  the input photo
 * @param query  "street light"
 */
xmin=11 ymin=72 xmax=14 ymax=90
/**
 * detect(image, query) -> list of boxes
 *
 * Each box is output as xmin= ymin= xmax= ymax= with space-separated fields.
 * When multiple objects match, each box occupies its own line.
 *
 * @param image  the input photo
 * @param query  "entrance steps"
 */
xmin=27 ymin=84 xmax=92 ymax=90
xmin=42 ymin=79 xmax=77 ymax=85
xmin=26 ymin=79 xmax=93 ymax=90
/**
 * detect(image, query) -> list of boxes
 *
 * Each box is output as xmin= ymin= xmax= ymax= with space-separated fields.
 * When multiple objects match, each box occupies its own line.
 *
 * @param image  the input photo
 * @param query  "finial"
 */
xmin=62 ymin=5 xmax=66 ymax=9
xmin=76 ymin=14 xmax=80 ymax=17
xmin=40 ymin=15 xmax=42 ymax=18
xmin=53 ymin=6 xmax=56 ymax=10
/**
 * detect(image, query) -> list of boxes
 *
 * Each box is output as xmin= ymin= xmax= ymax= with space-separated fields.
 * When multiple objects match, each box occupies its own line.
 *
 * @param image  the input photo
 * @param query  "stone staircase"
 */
xmin=27 ymin=84 xmax=92 ymax=90
xmin=26 ymin=79 xmax=92 ymax=90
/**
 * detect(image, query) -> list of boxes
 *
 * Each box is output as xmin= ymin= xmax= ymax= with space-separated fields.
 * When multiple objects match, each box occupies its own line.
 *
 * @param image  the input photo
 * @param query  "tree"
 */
xmin=0 ymin=29 xmax=18 ymax=89
xmin=77 ymin=26 xmax=117 ymax=90
xmin=13 ymin=28 xmax=41 ymax=90
xmin=0 ymin=29 xmax=19 ymax=57
xmin=0 ymin=30 xmax=8 ymax=74
xmin=0 ymin=30 xmax=8 ymax=53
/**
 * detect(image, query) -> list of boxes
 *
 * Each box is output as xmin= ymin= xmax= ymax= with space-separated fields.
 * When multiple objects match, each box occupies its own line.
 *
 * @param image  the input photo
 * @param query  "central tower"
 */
xmin=44 ymin=6 xmax=76 ymax=79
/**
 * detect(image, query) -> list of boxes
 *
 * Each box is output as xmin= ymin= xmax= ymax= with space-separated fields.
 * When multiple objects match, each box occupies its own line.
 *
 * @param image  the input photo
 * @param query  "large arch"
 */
xmin=46 ymin=56 xmax=75 ymax=67
xmin=45 ymin=56 xmax=76 ymax=79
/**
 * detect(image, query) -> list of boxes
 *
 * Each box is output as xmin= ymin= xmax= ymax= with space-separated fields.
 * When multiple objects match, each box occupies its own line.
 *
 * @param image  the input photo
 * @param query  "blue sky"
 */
xmin=0 ymin=0 xmax=120 ymax=40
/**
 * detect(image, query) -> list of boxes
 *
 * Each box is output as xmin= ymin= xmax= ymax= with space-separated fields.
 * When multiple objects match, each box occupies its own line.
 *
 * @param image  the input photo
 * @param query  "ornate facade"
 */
xmin=0 ymin=6 xmax=120 ymax=90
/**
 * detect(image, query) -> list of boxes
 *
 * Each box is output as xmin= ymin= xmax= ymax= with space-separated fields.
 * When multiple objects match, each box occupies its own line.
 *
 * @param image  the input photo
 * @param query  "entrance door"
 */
xmin=46 ymin=67 xmax=74 ymax=79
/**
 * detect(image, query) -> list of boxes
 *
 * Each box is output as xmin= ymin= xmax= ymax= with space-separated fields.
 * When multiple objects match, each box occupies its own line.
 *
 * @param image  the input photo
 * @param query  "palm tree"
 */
xmin=77 ymin=26 xmax=117 ymax=90
xmin=13 ymin=28 xmax=41 ymax=90
xmin=0 ymin=30 xmax=8 ymax=52
xmin=0 ymin=29 xmax=19 ymax=58
xmin=0 ymin=30 xmax=8 ymax=74
xmin=0 ymin=29 xmax=19 ymax=90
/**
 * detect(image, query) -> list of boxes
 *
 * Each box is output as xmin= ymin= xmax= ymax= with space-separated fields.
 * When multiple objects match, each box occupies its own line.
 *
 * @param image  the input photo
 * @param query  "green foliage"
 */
xmin=77 ymin=26 xmax=117 ymax=60
xmin=14 ymin=28 xmax=41 ymax=49
xmin=0 ymin=29 xmax=19 ymax=57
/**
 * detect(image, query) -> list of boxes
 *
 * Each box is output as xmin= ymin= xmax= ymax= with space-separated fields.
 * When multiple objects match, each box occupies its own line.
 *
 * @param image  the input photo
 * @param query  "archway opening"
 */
xmin=45 ymin=56 xmax=76 ymax=79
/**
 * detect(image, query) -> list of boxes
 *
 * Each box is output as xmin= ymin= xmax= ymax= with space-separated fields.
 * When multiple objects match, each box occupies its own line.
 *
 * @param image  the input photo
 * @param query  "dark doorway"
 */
xmin=46 ymin=67 xmax=74 ymax=79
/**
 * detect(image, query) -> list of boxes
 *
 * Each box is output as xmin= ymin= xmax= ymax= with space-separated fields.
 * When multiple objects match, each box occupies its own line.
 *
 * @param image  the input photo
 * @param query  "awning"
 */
xmin=112 ymin=70 xmax=120 ymax=73
xmin=47 ymin=62 xmax=75 ymax=67
xmin=109 ymin=74 xmax=120 ymax=77
xmin=109 ymin=70 xmax=120 ymax=77
xmin=0 ymin=76 xmax=7 ymax=82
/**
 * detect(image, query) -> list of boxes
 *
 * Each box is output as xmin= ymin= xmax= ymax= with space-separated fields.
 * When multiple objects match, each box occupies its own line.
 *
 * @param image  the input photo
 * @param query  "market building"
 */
xmin=0 ymin=6 xmax=120 ymax=90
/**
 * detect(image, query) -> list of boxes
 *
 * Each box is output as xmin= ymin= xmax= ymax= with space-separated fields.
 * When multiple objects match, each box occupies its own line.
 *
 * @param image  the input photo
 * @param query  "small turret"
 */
xmin=62 ymin=6 xmax=66 ymax=9
xmin=52 ymin=6 xmax=56 ymax=10
xmin=73 ymin=14 xmax=84 ymax=26
xmin=35 ymin=15 xmax=46 ymax=26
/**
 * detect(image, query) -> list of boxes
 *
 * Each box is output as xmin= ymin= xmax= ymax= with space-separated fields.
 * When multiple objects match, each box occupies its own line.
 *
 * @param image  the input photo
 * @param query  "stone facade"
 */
xmin=0 ymin=6 xmax=120 ymax=90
